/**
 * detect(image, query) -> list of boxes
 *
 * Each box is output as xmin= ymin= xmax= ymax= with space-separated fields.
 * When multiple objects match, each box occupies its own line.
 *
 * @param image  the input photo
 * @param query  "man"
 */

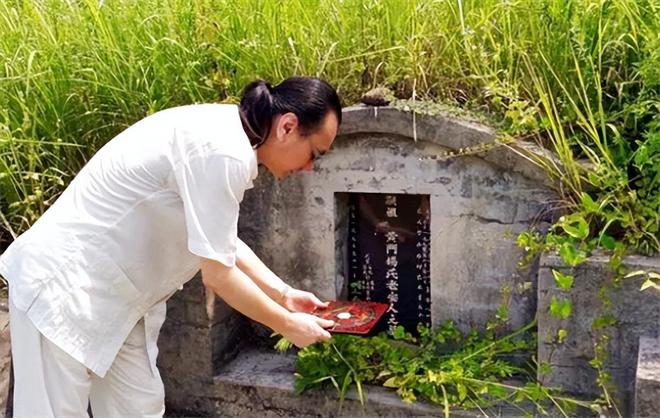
xmin=0 ymin=76 xmax=341 ymax=416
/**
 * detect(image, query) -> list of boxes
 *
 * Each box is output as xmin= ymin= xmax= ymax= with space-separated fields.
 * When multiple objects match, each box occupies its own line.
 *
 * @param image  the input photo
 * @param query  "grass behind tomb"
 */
xmin=1 ymin=0 xmax=658 ymax=253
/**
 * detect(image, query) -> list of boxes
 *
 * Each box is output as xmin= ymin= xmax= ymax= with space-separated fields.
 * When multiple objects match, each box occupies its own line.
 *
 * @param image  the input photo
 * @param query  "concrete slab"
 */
xmin=202 ymin=348 xmax=529 ymax=417
xmin=635 ymin=335 xmax=660 ymax=418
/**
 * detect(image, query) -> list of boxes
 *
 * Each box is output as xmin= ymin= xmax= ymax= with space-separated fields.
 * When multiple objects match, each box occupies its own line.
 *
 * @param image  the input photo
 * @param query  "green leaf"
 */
xmin=293 ymin=378 xmax=307 ymax=395
xmin=559 ymin=241 xmax=587 ymax=266
xmin=641 ymin=278 xmax=660 ymax=291
xmin=552 ymin=270 xmax=574 ymax=291
xmin=538 ymin=362 xmax=552 ymax=376
xmin=274 ymin=336 xmax=293 ymax=352
xmin=580 ymin=192 xmax=599 ymax=213
xmin=496 ymin=303 xmax=509 ymax=321
xmin=549 ymin=296 xmax=572 ymax=320
xmin=624 ymin=270 xmax=646 ymax=279
xmin=624 ymin=270 xmax=660 ymax=290
xmin=592 ymin=314 xmax=617 ymax=329
xmin=376 ymin=370 xmax=392 ymax=380
xmin=557 ymin=328 xmax=567 ymax=343
xmin=383 ymin=377 xmax=399 ymax=388
xmin=487 ymin=384 xmax=507 ymax=398
xmin=457 ymin=383 xmax=468 ymax=402
xmin=599 ymin=234 xmax=616 ymax=250
xmin=399 ymin=387 xmax=417 ymax=404
xmin=587 ymin=172 xmax=602 ymax=188
xmin=392 ymin=325 xmax=407 ymax=340
xmin=559 ymin=214 xmax=589 ymax=240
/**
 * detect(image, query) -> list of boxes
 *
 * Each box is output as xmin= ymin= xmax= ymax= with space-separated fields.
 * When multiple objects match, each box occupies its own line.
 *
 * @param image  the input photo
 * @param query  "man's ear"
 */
xmin=279 ymin=112 xmax=299 ymax=136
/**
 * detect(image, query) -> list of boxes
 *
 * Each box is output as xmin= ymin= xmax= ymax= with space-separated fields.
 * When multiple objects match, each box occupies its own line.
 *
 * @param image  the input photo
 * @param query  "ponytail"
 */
xmin=239 ymin=80 xmax=275 ymax=148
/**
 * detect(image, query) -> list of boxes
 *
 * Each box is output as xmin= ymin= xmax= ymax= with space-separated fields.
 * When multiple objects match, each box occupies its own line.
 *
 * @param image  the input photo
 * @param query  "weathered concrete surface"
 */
xmin=0 ymin=299 xmax=10 ymax=418
xmin=159 ymin=275 xmax=250 ymax=414
xmin=240 ymin=105 xmax=556 ymax=334
xmin=339 ymin=105 xmax=556 ymax=186
xmin=538 ymin=252 xmax=660 ymax=415
xmin=167 ymin=348 xmax=525 ymax=418
xmin=635 ymin=335 xmax=660 ymax=418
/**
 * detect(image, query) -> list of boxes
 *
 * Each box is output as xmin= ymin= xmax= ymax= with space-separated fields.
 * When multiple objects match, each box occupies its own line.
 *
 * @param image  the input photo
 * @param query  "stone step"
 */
xmin=206 ymin=348 xmax=528 ymax=418
xmin=635 ymin=335 xmax=660 ymax=418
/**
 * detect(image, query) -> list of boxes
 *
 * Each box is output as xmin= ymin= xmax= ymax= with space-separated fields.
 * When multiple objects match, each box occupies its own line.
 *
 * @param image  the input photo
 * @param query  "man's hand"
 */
xmin=201 ymin=258 xmax=333 ymax=349
xmin=282 ymin=288 xmax=329 ymax=313
xmin=280 ymin=312 xmax=334 ymax=348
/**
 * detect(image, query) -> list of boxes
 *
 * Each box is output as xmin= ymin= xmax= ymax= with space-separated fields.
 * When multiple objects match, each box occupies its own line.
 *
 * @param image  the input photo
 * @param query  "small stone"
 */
xmin=360 ymin=87 xmax=394 ymax=106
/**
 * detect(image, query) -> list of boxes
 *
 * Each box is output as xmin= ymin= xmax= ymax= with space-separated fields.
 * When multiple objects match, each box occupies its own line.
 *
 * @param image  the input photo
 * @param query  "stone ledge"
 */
xmin=540 ymin=251 xmax=660 ymax=271
xmin=211 ymin=348 xmax=440 ymax=417
xmin=635 ymin=335 xmax=660 ymax=418
xmin=201 ymin=348 xmax=535 ymax=418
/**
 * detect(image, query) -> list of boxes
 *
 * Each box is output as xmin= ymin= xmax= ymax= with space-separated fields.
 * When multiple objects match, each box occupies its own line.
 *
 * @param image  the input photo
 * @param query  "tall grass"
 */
xmin=519 ymin=1 xmax=660 ymax=254
xmin=1 ymin=0 xmax=658 ymax=252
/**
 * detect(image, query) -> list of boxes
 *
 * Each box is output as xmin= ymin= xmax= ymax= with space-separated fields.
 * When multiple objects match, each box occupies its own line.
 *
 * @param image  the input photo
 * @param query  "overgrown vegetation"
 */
xmin=277 ymin=321 xmax=595 ymax=417
xmin=1 ymin=0 xmax=658 ymax=255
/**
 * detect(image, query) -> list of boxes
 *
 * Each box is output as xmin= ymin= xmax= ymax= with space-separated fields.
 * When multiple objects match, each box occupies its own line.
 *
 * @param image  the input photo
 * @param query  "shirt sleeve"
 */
xmin=173 ymin=153 xmax=249 ymax=267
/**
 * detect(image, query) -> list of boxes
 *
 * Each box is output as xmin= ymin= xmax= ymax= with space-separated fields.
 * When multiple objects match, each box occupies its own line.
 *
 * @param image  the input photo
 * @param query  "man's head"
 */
xmin=239 ymin=77 xmax=341 ymax=178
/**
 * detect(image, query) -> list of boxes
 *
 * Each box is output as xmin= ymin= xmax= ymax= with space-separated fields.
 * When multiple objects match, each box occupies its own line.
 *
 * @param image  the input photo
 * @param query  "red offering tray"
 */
xmin=312 ymin=300 xmax=389 ymax=334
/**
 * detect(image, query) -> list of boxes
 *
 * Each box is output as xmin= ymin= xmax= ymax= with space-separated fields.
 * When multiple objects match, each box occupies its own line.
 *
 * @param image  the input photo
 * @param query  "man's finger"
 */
xmin=310 ymin=295 xmax=328 ymax=307
xmin=319 ymin=330 xmax=332 ymax=341
xmin=316 ymin=317 xmax=335 ymax=328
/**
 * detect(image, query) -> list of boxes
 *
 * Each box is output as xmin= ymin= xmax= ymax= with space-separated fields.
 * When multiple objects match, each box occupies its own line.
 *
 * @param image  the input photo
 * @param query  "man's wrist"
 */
xmin=278 ymin=283 xmax=291 ymax=304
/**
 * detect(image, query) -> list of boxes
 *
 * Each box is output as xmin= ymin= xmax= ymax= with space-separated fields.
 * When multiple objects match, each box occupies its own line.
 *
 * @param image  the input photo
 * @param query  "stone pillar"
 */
xmin=538 ymin=252 xmax=660 ymax=415
xmin=635 ymin=335 xmax=660 ymax=418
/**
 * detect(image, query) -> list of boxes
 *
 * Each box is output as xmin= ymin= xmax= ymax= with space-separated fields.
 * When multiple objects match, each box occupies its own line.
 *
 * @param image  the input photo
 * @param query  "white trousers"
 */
xmin=9 ymin=300 xmax=165 ymax=418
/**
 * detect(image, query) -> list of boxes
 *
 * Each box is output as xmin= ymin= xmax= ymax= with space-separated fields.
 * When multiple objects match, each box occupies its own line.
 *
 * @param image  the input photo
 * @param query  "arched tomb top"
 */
xmin=339 ymin=105 xmax=557 ymax=186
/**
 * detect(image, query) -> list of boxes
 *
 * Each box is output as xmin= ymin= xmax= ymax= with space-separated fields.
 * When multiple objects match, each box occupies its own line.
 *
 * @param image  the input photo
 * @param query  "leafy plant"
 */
xmin=280 ymin=320 xmax=594 ymax=417
xmin=624 ymin=270 xmax=660 ymax=291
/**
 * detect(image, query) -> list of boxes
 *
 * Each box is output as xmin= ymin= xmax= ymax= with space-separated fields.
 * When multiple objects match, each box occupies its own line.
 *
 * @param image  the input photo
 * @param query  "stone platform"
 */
xmin=168 ymin=348 xmax=530 ymax=418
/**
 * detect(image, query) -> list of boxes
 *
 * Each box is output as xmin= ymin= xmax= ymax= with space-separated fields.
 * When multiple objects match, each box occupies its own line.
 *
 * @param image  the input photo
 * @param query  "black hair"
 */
xmin=239 ymin=76 xmax=342 ymax=148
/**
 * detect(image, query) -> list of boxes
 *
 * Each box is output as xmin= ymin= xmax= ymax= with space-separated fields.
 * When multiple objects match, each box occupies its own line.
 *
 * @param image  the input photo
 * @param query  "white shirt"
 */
xmin=0 ymin=104 xmax=258 ymax=376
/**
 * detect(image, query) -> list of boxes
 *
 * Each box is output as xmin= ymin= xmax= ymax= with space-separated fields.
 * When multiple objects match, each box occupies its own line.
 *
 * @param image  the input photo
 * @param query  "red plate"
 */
xmin=312 ymin=300 xmax=389 ymax=334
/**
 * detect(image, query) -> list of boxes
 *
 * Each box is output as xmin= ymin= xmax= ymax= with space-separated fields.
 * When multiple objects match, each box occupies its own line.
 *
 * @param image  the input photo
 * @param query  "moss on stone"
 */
xmin=389 ymin=98 xmax=502 ymax=128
